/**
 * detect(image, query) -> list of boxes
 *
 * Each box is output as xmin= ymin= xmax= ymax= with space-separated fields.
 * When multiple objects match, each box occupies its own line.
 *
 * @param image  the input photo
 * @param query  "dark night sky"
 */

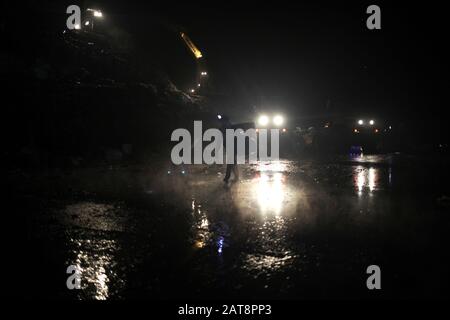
xmin=6 ymin=1 xmax=447 ymax=123
xmin=91 ymin=1 xmax=446 ymax=121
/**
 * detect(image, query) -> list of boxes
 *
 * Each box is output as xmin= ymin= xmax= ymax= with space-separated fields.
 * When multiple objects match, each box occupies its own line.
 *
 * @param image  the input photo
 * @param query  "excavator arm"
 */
xmin=180 ymin=32 xmax=203 ymax=59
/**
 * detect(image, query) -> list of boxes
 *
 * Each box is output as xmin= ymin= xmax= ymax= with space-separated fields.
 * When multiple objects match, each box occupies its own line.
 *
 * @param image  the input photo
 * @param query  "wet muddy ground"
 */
xmin=9 ymin=154 xmax=450 ymax=299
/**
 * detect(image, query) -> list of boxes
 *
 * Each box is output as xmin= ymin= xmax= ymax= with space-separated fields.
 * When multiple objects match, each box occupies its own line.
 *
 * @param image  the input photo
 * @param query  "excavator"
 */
xmin=180 ymin=31 xmax=208 ymax=95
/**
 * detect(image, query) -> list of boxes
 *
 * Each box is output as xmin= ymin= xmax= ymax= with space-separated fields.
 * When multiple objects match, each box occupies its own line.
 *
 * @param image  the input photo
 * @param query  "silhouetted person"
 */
xmin=218 ymin=115 xmax=239 ymax=183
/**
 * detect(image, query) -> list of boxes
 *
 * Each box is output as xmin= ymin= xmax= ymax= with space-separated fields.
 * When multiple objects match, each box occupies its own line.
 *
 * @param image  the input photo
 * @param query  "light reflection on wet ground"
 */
xmin=67 ymin=237 xmax=123 ymax=300
xmin=354 ymin=166 xmax=378 ymax=195
xmin=25 ymin=154 xmax=450 ymax=299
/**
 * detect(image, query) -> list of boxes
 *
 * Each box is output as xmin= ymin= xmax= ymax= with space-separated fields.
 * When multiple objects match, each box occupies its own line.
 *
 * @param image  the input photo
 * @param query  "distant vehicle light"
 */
xmin=358 ymin=119 xmax=364 ymax=125
xmin=273 ymin=115 xmax=284 ymax=126
xmin=197 ymin=83 xmax=201 ymax=87
xmin=374 ymin=128 xmax=379 ymax=133
xmin=190 ymin=89 xmax=195 ymax=93
xmin=282 ymin=128 xmax=287 ymax=133
xmin=369 ymin=120 xmax=375 ymax=125
xmin=87 ymin=8 xmax=103 ymax=18
xmin=84 ymin=21 xmax=90 ymax=26
xmin=201 ymin=71 xmax=208 ymax=76
xmin=258 ymin=115 xmax=269 ymax=126
xmin=354 ymin=128 xmax=359 ymax=133
xmin=217 ymin=115 xmax=222 ymax=120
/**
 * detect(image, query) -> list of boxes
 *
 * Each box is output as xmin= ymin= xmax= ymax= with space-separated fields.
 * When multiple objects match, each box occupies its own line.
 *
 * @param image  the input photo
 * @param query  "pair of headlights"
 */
xmin=358 ymin=119 xmax=375 ymax=126
xmin=258 ymin=115 xmax=284 ymax=127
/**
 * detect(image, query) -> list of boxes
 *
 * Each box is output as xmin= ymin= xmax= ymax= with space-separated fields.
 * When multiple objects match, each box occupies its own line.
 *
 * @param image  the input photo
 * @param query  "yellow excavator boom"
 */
xmin=180 ymin=32 xmax=203 ymax=59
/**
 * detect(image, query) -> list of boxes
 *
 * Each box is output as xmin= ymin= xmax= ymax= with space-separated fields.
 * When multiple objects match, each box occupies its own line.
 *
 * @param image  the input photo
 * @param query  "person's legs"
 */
xmin=224 ymin=164 xmax=233 ymax=182
xmin=232 ymin=164 xmax=239 ymax=180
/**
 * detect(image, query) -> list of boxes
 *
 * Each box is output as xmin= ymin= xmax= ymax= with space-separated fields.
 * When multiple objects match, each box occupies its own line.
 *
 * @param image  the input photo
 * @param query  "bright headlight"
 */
xmin=273 ymin=115 xmax=284 ymax=126
xmin=258 ymin=115 xmax=269 ymax=126
xmin=369 ymin=119 xmax=375 ymax=125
